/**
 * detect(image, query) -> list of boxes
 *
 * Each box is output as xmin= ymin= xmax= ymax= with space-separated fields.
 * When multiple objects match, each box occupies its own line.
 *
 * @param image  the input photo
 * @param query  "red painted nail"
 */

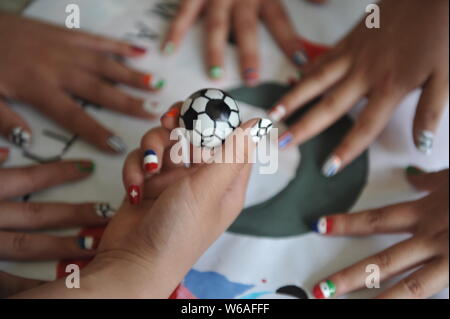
xmin=0 ymin=147 xmax=9 ymax=155
xmin=128 ymin=185 xmax=141 ymax=205
xmin=162 ymin=108 xmax=180 ymax=119
xmin=131 ymin=45 xmax=147 ymax=55
xmin=313 ymin=284 xmax=325 ymax=299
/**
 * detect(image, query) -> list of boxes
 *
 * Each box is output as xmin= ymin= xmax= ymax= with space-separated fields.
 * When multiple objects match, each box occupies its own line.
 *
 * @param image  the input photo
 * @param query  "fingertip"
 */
xmin=74 ymin=160 xmax=96 ymax=175
xmin=161 ymin=102 xmax=183 ymax=129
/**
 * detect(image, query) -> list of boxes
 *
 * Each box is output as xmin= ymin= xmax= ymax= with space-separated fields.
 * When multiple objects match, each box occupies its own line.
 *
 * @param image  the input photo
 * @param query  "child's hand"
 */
xmin=312 ymin=168 xmax=449 ymax=299
xmin=163 ymin=0 xmax=307 ymax=85
xmin=271 ymin=0 xmax=449 ymax=176
xmin=0 ymin=13 xmax=163 ymax=153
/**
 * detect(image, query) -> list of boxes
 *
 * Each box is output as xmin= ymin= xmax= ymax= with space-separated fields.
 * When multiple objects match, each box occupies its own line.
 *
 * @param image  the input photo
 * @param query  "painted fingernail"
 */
xmin=76 ymin=161 xmax=96 ymax=174
xmin=9 ymin=127 xmax=31 ymax=149
xmin=250 ymin=118 xmax=273 ymax=143
xmin=244 ymin=68 xmax=259 ymax=87
xmin=416 ymin=130 xmax=434 ymax=155
xmin=107 ymin=136 xmax=127 ymax=154
xmin=322 ymin=155 xmax=341 ymax=178
xmin=278 ymin=132 xmax=293 ymax=149
xmin=131 ymin=45 xmax=147 ymax=55
xmin=78 ymin=236 xmax=95 ymax=250
xmin=313 ymin=217 xmax=333 ymax=234
xmin=162 ymin=107 xmax=180 ymax=119
xmin=162 ymin=41 xmax=175 ymax=55
xmin=313 ymin=280 xmax=336 ymax=299
xmin=143 ymin=74 xmax=165 ymax=91
xmin=143 ymin=150 xmax=158 ymax=173
xmin=293 ymin=49 xmax=309 ymax=66
xmin=209 ymin=66 xmax=223 ymax=80
xmin=128 ymin=185 xmax=141 ymax=205
xmin=95 ymin=203 xmax=116 ymax=219
xmin=268 ymin=105 xmax=286 ymax=123
xmin=0 ymin=147 xmax=9 ymax=156
xmin=406 ymin=165 xmax=425 ymax=176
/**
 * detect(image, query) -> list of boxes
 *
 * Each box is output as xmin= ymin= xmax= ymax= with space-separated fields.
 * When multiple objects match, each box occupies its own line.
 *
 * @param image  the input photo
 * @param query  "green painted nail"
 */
xmin=154 ymin=79 xmax=165 ymax=90
xmin=163 ymin=42 xmax=175 ymax=55
xmin=406 ymin=165 xmax=424 ymax=176
xmin=209 ymin=66 xmax=223 ymax=79
xmin=77 ymin=162 xmax=96 ymax=174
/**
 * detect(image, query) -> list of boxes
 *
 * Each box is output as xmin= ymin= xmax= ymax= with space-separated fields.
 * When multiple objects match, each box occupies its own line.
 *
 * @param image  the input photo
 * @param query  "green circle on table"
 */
xmin=227 ymin=83 xmax=368 ymax=238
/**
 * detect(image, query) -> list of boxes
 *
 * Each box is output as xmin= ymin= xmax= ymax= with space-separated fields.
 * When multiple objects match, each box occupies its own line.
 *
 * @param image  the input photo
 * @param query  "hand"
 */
xmin=0 ymin=151 xmax=115 ymax=297
xmin=270 ymin=0 xmax=449 ymax=177
xmin=12 ymin=105 xmax=271 ymax=298
xmin=163 ymin=0 xmax=308 ymax=86
xmin=0 ymin=13 xmax=165 ymax=153
xmin=312 ymin=168 xmax=449 ymax=299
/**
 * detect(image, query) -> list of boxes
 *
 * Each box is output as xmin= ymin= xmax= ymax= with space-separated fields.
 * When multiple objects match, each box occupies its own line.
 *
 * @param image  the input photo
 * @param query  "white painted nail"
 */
xmin=78 ymin=236 xmax=95 ymax=250
xmin=268 ymin=105 xmax=286 ymax=123
xmin=250 ymin=118 xmax=273 ymax=143
xmin=417 ymin=130 xmax=434 ymax=155
xmin=321 ymin=155 xmax=341 ymax=178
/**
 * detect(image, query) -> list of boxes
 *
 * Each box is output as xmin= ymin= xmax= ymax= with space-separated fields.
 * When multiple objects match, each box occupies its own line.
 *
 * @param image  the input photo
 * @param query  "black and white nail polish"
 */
xmin=293 ymin=50 xmax=309 ymax=66
xmin=78 ymin=236 xmax=95 ymax=250
xmin=95 ymin=203 xmax=116 ymax=219
xmin=107 ymin=136 xmax=127 ymax=154
xmin=9 ymin=127 xmax=31 ymax=148
xmin=250 ymin=118 xmax=273 ymax=143
xmin=417 ymin=130 xmax=434 ymax=155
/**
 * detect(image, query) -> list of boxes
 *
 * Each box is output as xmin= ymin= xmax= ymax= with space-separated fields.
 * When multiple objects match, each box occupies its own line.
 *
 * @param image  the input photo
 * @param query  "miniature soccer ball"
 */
xmin=180 ymin=89 xmax=241 ymax=148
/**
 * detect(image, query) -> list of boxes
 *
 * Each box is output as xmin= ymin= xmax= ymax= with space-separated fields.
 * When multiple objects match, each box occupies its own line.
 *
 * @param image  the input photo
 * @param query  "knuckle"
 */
xmin=420 ymin=109 xmax=441 ymax=125
xmin=11 ymin=233 xmax=30 ymax=252
xmin=366 ymin=209 xmax=387 ymax=232
xmin=206 ymin=16 xmax=227 ymax=30
xmin=22 ymin=202 xmax=45 ymax=223
xmin=373 ymin=251 xmax=392 ymax=270
xmin=402 ymin=277 xmax=424 ymax=298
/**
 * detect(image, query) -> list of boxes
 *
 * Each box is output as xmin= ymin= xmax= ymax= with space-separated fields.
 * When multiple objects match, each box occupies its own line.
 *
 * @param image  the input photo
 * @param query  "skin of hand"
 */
xmin=312 ymin=168 xmax=449 ymax=299
xmin=0 ymin=13 xmax=165 ymax=154
xmin=12 ymin=108 xmax=264 ymax=298
xmin=0 ymin=151 xmax=115 ymax=297
xmin=162 ymin=0 xmax=309 ymax=86
xmin=270 ymin=0 xmax=449 ymax=177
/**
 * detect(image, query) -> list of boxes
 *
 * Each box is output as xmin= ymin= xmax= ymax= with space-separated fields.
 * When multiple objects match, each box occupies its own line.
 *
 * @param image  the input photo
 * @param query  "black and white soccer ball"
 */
xmin=180 ymin=89 xmax=241 ymax=148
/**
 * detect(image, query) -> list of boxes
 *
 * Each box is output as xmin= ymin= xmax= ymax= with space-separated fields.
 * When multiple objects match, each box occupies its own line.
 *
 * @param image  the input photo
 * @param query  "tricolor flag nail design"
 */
xmin=314 ymin=217 xmax=333 ymax=234
xmin=128 ymin=185 xmax=141 ymax=205
xmin=9 ymin=127 xmax=31 ymax=149
xmin=278 ymin=132 xmax=293 ymax=149
xmin=95 ymin=203 xmax=116 ymax=219
xmin=250 ymin=118 xmax=273 ymax=143
xmin=293 ymin=49 xmax=309 ymax=66
xmin=143 ymin=74 xmax=165 ymax=90
xmin=131 ymin=45 xmax=147 ymax=55
xmin=78 ymin=236 xmax=95 ymax=250
xmin=143 ymin=150 xmax=158 ymax=173
xmin=322 ymin=155 xmax=341 ymax=178
xmin=268 ymin=105 xmax=286 ymax=123
xmin=313 ymin=280 xmax=336 ymax=299
xmin=244 ymin=68 xmax=259 ymax=87
xmin=416 ymin=130 xmax=434 ymax=155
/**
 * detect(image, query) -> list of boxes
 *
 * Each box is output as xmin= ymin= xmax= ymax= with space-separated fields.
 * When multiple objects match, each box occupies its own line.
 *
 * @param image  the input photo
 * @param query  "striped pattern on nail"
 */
xmin=314 ymin=217 xmax=333 ymax=234
xmin=278 ymin=132 xmax=293 ymax=149
xmin=250 ymin=119 xmax=273 ymax=143
xmin=268 ymin=105 xmax=286 ymax=123
xmin=313 ymin=280 xmax=336 ymax=299
xmin=143 ymin=150 xmax=158 ymax=172
xmin=417 ymin=130 xmax=434 ymax=155
xmin=322 ymin=155 xmax=341 ymax=177
xmin=78 ymin=236 xmax=95 ymax=250
xmin=144 ymin=74 xmax=165 ymax=90
xmin=95 ymin=203 xmax=116 ymax=219
xmin=9 ymin=127 xmax=31 ymax=148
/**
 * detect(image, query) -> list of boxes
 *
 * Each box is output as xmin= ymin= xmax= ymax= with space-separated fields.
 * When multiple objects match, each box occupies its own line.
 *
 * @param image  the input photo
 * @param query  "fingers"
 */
xmin=278 ymin=74 xmax=367 ymax=149
xmin=0 ymin=202 xmax=115 ymax=230
xmin=313 ymin=201 xmax=421 ymax=237
xmin=162 ymin=0 xmax=206 ymax=55
xmin=376 ymin=258 xmax=449 ymax=299
xmin=413 ymin=74 xmax=449 ymax=155
xmin=312 ymin=237 xmax=437 ymax=299
xmin=0 ymin=231 xmax=96 ymax=261
xmin=205 ymin=0 xmax=233 ymax=80
xmin=0 ymin=100 xmax=32 ymax=149
xmin=261 ymin=0 xmax=309 ymax=67
xmin=268 ymin=55 xmax=352 ymax=122
xmin=321 ymin=91 xmax=402 ymax=177
xmin=405 ymin=167 xmax=449 ymax=192
xmin=0 ymin=271 xmax=46 ymax=298
xmin=233 ymin=0 xmax=261 ymax=86
xmin=0 ymin=160 xmax=94 ymax=200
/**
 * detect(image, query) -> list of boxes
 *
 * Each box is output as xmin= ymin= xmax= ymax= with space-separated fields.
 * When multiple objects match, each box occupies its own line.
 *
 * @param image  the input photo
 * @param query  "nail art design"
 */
xmin=313 ymin=217 xmax=333 ymax=234
xmin=278 ymin=132 xmax=293 ymax=149
xmin=107 ymin=136 xmax=127 ymax=154
xmin=143 ymin=150 xmax=158 ymax=173
xmin=95 ymin=203 xmax=116 ymax=219
xmin=163 ymin=42 xmax=175 ymax=55
xmin=0 ymin=147 xmax=9 ymax=155
xmin=244 ymin=68 xmax=259 ymax=87
xmin=293 ymin=49 xmax=309 ymax=66
xmin=76 ymin=161 xmax=96 ymax=174
xmin=162 ymin=107 xmax=180 ymax=119
xmin=209 ymin=66 xmax=223 ymax=79
xmin=313 ymin=280 xmax=336 ymax=299
xmin=250 ymin=119 xmax=273 ymax=143
xmin=9 ymin=127 xmax=31 ymax=148
xmin=268 ymin=105 xmax=286 ymax=123
xmin=143 ymin=74 xmax=165 ymax=90
xmin=322 ymin=155 xmax=341 ymax=178
xmin=406 ymin=165 xmax=424 ymax=176
xmin=417 ymin=130 xmax=434 ymax=155
xmin=78 ymin=236 xmax=95 ymax=250
xmin=131 ymin=45 xmax=147 ymax=55
xmin=128 ymin=185 xmax=141 ymax=205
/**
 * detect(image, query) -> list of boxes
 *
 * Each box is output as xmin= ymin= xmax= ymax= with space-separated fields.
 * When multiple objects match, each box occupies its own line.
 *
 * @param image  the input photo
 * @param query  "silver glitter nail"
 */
xmin=417 ymin=130 xmax=434 ymax=155
xmin=95 ymin=203 xmax=116 ymax=219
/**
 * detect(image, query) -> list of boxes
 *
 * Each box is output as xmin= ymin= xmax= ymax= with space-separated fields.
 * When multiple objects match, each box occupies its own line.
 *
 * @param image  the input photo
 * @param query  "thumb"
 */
xmin=405 ymin=166 xmax=449 ymax=192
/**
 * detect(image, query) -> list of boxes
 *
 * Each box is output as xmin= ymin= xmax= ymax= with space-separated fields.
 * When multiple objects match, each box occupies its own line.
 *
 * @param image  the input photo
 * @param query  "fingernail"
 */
xmin=162 ymin=41 xmax=175 ymax=55
xmin=313 ymin=217 xmax=333 ymax=234
xmin=0 ymin=147 xmax=9 ymax=156
xmin=209 ymin=66 xmax=223 ymax=80
xmin=268 ymin=105 xmax=286 ymax=123
xmin=250 ymin=118 xmax=273 ymax=143
xmin=322 ymin=155 xmax=341 ymax=178
xmin=143 ymin=150 xmax=158 ymax=173
xmin=278 ymin=132 xmax=293 ymax=149
xmin=107 ymin=136 xmax=127 ymax=154
xmin=244 ymin=68 xmax=259 ymax=87
xmin=313 ymin=280 xmax=336 ymax=299
xmin=293 ymin=49 xmax=309 ymax=66
xmin=162 ymin=107 xmax=180 ymax=119
xmin=76 ymin=161 xmax=96 ymax=174
xmin=131 ymin=45 xmax=147 ymax=55
xmin=78 ymin=236 xmax=95 ymax=250
xmin=416 ymin=130 xmax=434 ymax=155
xmin=128 ymin=185 xmax=141 ymax=205
xmin=406 ymin=165 xmax=425 ymax=176
xmin=9 ymin=127 xmax=31 ymax=149
xmin=143 ymin=74 xmax=165 ymax=91
xmin=95 ymin=203 xmax=116 ymax=219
